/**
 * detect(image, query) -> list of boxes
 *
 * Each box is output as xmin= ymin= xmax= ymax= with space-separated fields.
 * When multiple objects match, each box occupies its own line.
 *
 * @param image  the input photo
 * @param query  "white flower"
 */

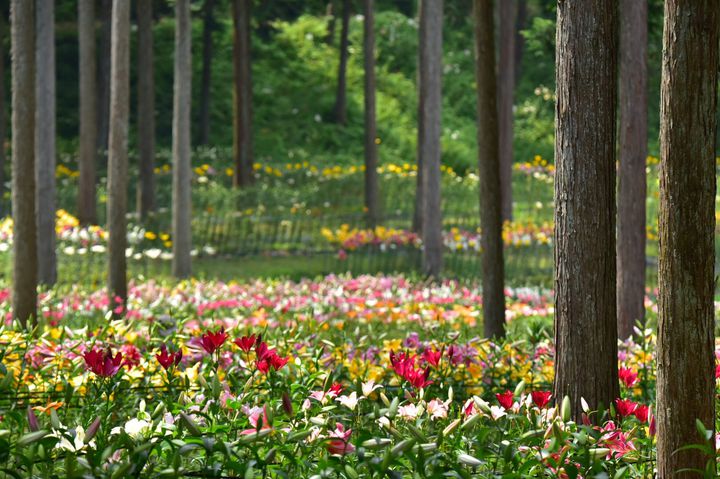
xmin=490 ymin=405 xmax=507 ymax=421
xmin=56 ymin=425 xmax=94 ymax=453
xmin=377 ymin=416 xmax=390 ymax=429
xmin=336 ymin=392 xmax=362 ymax=411
xmin=112 ymin=418 xmax=152 ymax=440
xmin=398 ymin=404 xmax=419 ymax=420
xmin=362 ymin=380 xmax=382 ymax=397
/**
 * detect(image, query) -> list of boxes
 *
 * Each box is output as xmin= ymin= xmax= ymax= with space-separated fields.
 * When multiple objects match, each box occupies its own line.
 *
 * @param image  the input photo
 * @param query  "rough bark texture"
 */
xmin=553 ymin=0 xmax=618 ymax=419
xmin=419 ymin=0 xmax=442 ymax=278
xmin=137 ymin=0 xmax=156 ymax=220
xmin=332 ymin=0 xmax=350 ymax=125
xmin=11 ymin=0 xmax=37 ymax=328
xmin=514 ymin=0 xmax=526 ymax=77
xmin=363 ymin=0 xmax=379 ymax=228
xmin=232 ymin=0 xmax=254 ymax=188
xmin=656 ymin=1 xmax=719 ymax=475
xmin=172 ymin=0 xmax=192 ymax=279
xmin=106 ymin=0 xmax=130 ymax=310
xmin=97 ymin=0 xmax=112 ymax=157
xmin=35 ymin=0 xmax=56 ymax=287
xmin=198 ymin=0 xmax=216 ymax=145
xmin=77 ymin=0 xmax=97 ymax=225
xmin=474 ymin=0 xmax=505 ymax=339
xmin=0 ymin=16 xmax=7 ymax=218
xmin=616 ymin=0 xmax=647 ymax=340
xmin=497 ymin=0 xmax=514 ymax=222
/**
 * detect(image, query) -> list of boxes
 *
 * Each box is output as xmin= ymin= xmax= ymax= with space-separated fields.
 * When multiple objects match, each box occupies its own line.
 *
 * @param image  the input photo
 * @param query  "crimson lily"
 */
xmin=200 ymin=328 xmax=228 ymax=355
xmin=83 ymin=347 xmax=123 ymax=378
xmin=156 ymin=344 xmax=182 ymax=370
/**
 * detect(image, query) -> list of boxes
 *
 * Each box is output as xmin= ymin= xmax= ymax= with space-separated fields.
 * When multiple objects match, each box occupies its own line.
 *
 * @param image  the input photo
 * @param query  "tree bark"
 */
xmin=656 ymin=1 xmax=719 ymax=475
xmin=332 ymin=0 xmax=350 ymax=125
xmin=474 ymin=0 xmax=505 ymax=339
xmin=514 ymin=0 xmax=526 ymax=78
xmin=326 ymin=2 xmax=336 ymax=44
xmin=97 ymin=0 xmax=111 ymax=157
xmin=77 ymin=0 xmax=97 ymax=225
xmin=106 ymin=0 xmax=130 ymax=311
xmin=198 ymin=0 xmax=216 ymax=145
xmin=172 ymin=0 xmax=192 ymax=279
xmin=363 ymin=0 xmax=379 ymax=228
xmin=553 ymin=0 xmax=618 ymax=419
xmin=616 ymin=0 xmax=647 ymax=340
xmin=412 ymin=18 xmax=424 ymax=236
xmin=418 ymin=0 xmax=442 ymax=278
xmin=11 ymin=0 xmax=37 ymax=328
xmin=232 ymin=0 xmax=254 ymax=188
xmin=35 ymin=0 xmax=56 ymax=287
xmin=497 ymin=0 xmax=514 ymax=221
xmin=136 ymin=0 xmax=156 ymax=221
xmin=0 ymin=15 xmax=7 ymax=218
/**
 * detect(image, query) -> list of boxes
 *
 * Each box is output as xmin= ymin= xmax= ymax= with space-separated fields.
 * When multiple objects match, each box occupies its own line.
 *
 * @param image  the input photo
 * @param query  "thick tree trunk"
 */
xmin=172 ymin=0 xmax=192 ymax=279
xmin=232 ymin=0 xmax=253 ymax=187
xmin=106 ymin=0 xmax=130 ymax=311
xmin=363 ymin=0 xmax=379 ymax=228
xmin=198 ymin=0 xmax=216 ymax=145
xmin=418 ymin=0 xmax=442 ymax=278
xmin=497 ymin=0 xmax=514 ymax=222
xmin=553 ymin=0 xmax=618 ymax=419
xmin=656 ymin=1 xmax=719 ymax=475
xmin=11 ymin=0 xmax=37 ymax=328
xmin=77 ymin=0 xmax=96 ymax=225
xmin=332 ymin=0 xmax=350 ymax=125
xmin=616 ymin=0 xmax=647 ymax=340
xmin=97 ymin=0 xmax=111 ymax=158
xmin=474 ymin=0 xmax=505 ymax=339
xmin=137 ymin=0 xmax=156 ymax=221
xmin=0 ymin=16 xmax=7 ymax=218
xmin=514 ymin=0 xmax=526 ymax=77
xmin=35 ymin=0 xmax=56 ymax=287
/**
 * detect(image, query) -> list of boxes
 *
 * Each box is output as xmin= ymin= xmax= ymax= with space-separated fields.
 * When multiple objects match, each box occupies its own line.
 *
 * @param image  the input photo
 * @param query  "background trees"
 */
xmin=137 ymin=0 xmax=157 ymax=220
xmin=77 ymin=0 xmax=96 ymax=226
xmin=232 ymin=0 xmax=253 ymax=187
xmin=363 ymin=0 xmax=379 ymax=228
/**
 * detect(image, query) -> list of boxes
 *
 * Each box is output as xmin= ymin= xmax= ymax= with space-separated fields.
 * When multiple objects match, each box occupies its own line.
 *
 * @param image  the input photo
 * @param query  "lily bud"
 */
xmin=27 ymin=406 xmax=39 ymax=432
xmin=85 ymin=417 xmax=101 ymax=444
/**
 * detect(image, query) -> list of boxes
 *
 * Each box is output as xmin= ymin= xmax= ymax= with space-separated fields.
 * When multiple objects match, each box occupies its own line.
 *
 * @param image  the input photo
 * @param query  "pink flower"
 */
xmin=240 ymin=405 xmax=271 ymax=435
xmin=327 ymin=423 xmax=355 ymax=455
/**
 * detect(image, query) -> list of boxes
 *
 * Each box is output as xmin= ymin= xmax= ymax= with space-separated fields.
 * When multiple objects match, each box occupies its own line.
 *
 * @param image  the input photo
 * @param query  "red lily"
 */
xmin=255 ymin=340 xmax=290 ymax=373
xmin=615 ymin=398 xmax=637 ymax=418
xmin=389 ymin=351 xmax=432 ymax=389
xmin=618 ymin=367 xmax=638 ymax=388
xmin=234 ymin=334 xmax=257 ymax=352
xmin=496 ymin=390 xmax=514 ymax=410
xmin=633 ymin=404 xmax=649 ymax=423
xmin=422 ymin=348 xmax=442 ymax=367
xmin=200 ymin=328 xmax=228 ymax=355
xmin=156 ymin=344 xmax=182 ymax=370
xmin=531 ymin=391 xmax=552 ymax=408
xmin=83 ymin=347 xmax=123 ymax=377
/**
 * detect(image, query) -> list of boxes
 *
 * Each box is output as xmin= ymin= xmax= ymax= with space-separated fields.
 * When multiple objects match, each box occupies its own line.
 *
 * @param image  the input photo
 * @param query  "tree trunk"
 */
xmin=136 ymin=0 xmax=156 ymax=221
xmin=418 ymin=0 xmax=442 ymax=278
xmin=106 ymin=0 xmax=130 ymax=311
xmin=474 ymin=0 xmax=505 ymax=339
xmin=656 ymin=1 xmax=719 ymax=475
xmin=77 ymin=0 xmax=96 ymax=225
xmin=332 ymin=0 xmax=350 ymax=125
xmin=35 ymin=0 xmax=56 ymax=287
xmin=514 ymin=0 xmax=526 ymax=78
xmin=363 ymin=0 xmax=379 ymax=228
xmin=198 ymin=0 xmax=215 ymax=145
xmin=326 ymin=2 xmax=336 ymax=44
xmin=412 ymin=25 xmax=424 ymax=236
xmin=97 ymin=0 xmax=111 ymax=158
xmin=553 ymin=0 xmax=618 ymax=419
xmin=172 ymin=0 xmax=192 ymax=279
xmin=11 ymin=0 xmax=37 ymax=328
xmin=497 ymin=0 xmax=514 ymax=222
xmin=0 ymin=15 xmax=7 ymax=218
xmin=232 ymin=0 xmax=253 ymax=188
xmin=616 ymin=0 xmax=647 ymax=340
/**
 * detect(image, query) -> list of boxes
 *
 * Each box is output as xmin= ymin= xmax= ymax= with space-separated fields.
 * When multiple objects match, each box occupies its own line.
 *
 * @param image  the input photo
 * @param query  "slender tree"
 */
xmin=325 ymin=2 xmax=336 ymax=44
xmin=11 ymin=0 xmax=37 ymax=328
xmin=418 ymin=0 xmax=442 ymax=278
xmin=0 ymin=15 xmax=7 ymax=217
xmin=77 ymin=0 xmax=96 ymax=225
xmin=137 ymin=0 xmax=156 ymax=220
xmin=173 ymin=0 xmax=192 ymax=279
xmin=232 ymin=0 xmax=253 ymax=187
xmin=474 ymin=0 xmax=505 ymax=338
xmin=497 ymin=0 xmax=514 ymax=221
xmin=332 ymin=0 xmax=350 ymax=125
xmin=36 ymin=0 xmax=56 ymax=287
xmin=553 ymin=0 xmax=618 ymax=419
xmin=97 ymin=0 xmax=111 ymax=157
xmin=656 ymin=0 xmax=719 ymax=475
xmin=198 ymin=0 xmax=216 ymax=145
xmin=412 ymin=7 xmax=424 ymax=235
xmin=616 ymin=0 xmax=647 ymax=340
xmin=363 ymin=0 xmax=379 ymax=227
xmin=106 ymin=0 xmax=130 ymax=311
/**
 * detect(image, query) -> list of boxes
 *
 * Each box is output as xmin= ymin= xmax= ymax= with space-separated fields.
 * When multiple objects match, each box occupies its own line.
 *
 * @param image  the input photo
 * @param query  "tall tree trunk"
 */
xmin=173 ymin=0 xmax=192 ymax=279
xmin=97 ymin=0 xmax=111 ymax=158
xmin=412 ymin=25 xmax=424 ymax=235
xmin=553 ymin=0 xmax=618 ymax=419
xmin=514 ymin=0 xmax=526 ymax=77
xmin=497 ymin=0 xmax=514 ymax=221
xmin=232 ymin=0 xmax=253 ymax=187
xmin=106 ymin=0 xmax=130 ymax=311
xmin=137 ymin=0 xmax=156 ymax=221
xmin=10 ymin=0 xmax=37 ymax=328
xmin=35 ymin=0 xmax=56 ymax=287
xmin=326 ymin=2 xmax=336 ymax=44
xmin=475 ymin=0 xmax=505 ymax=338
xmin=332 ymin=0 xmax=350 ymax=125
xmin=656 ymin=1 xmax=719 ymax=475
xmin=419 ymin=0 xmax=442 ymax=278
xmin=77 ymin=0 xmax=96 ymax=225
xmin=198 ymin=0 xmax=215 ymax=145
xmin=363 ymin=0 xmax=379 ymax=228
xmin=616 ymin=0 xmax=647 ymax=340
xmin=0 ymin=15 xmax=7 ymax=218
